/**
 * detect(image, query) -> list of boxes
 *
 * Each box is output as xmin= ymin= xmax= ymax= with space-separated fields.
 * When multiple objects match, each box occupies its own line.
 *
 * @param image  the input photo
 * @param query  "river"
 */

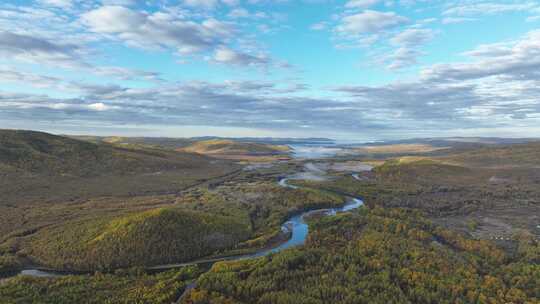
xmin=13 ymin=177 xmax=363 ymax=279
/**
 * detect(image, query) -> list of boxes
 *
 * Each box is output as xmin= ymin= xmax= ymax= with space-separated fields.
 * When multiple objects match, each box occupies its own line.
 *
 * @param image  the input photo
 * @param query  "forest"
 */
xmin=183 ymin=207 xmax=539 ymax=304
xmin=0 ymin=266 xmax=202 ymax=303
xmin=6 ymin=182 xmax=343 ymax=272
xmin=0 ymin=131 xmax=538 ymax=303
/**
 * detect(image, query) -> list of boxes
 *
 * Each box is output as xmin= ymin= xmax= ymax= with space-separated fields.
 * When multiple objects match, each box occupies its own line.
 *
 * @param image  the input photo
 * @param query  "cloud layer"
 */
xmin=0 ymin=0 xmax=539 ymax=139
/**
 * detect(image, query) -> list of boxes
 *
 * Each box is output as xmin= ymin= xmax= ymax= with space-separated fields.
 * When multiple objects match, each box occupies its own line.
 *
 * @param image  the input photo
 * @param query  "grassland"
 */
xmin=71 ymin=135 xmax=195 ymax=149
xmin=442 ymin=142 xmax=540 ymax=168
xmin=0 ymin=130 xmax=240 ymax=205
xmin=180 ymin=139 xmax=291 ymax=162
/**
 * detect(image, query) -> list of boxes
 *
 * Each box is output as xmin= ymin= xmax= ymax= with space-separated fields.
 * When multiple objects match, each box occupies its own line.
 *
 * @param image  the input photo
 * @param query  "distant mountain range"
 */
xmin=344 ymin=137 xmax=540 ymax=148
xmin=71 ymin=134 xmax=540 ymax=149
xmin=192 ymin=136 xmax=335 ymax=145
xmin=70 ymin=135 xmax=335 ymax=149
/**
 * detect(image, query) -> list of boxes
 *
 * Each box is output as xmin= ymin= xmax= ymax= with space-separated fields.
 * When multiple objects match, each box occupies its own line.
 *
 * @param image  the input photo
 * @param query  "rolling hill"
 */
xmin=0 ymin=130 xmax=239 ymax=204
xmin=442 ymin=142 xmax=540 ymax=168
xmin=71 ymin=135 xmax=195 ymax=150
xmin=26 ymin=208 xmax=252 ymax=271
xmin=179 ymin=139 xmax=290 ymax=161
xmin=1 ymin=130 xmax=217 ymax=177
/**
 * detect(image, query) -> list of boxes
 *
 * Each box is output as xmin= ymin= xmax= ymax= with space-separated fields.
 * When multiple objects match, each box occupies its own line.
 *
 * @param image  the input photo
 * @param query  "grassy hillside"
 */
xmin=0 ymin=130 xmax=217 ymax=177
xmin=374 ymin=158 xmax=471 ymax=183
xmin=181 ymin=139 xmax=290 ymax=159
xmin=72 ymin=135 xmax=195 ymax=149
xmin=25 ymin=208 xmax=252 ymax=271
xmin=443 ymin=142 xmax=540 ymax=168
xmin=0 ymin=130 xmax=238 ymax=204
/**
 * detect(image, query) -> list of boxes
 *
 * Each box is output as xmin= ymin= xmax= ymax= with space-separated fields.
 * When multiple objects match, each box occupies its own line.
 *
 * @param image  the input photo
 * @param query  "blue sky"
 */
xmin=1 ymin=0 xmax=540 ymax=140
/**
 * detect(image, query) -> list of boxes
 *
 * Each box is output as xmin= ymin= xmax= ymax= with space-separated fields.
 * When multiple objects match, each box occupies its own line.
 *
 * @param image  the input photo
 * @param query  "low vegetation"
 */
xmin=180 ymin=139 xmax=290 ymax=161
xmin=443 ymin=142 xmax=540 ymax=168
xmin=0 ymin=129 xmax=239 ymax=205
xmin=182 ymin=139 xmax=289 ymax=155
xmin=0 ymin=130 xmax=217 ymax=177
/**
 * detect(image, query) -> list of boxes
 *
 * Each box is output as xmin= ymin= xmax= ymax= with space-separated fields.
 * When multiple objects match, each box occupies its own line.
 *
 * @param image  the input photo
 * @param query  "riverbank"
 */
xmin=8 ymin=194 xmax=363 ymax=279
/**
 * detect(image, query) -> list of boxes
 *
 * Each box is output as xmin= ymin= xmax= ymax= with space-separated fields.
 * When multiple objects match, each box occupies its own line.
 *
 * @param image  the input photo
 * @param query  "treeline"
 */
xmin=183 ymin=207 xmax=539 ymax=304
xmin=0 ymin=266 xmax=202 ymax=304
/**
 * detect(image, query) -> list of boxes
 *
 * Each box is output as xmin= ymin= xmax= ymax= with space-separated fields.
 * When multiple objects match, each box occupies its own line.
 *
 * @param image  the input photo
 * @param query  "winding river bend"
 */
xmin=14 ymin=177 xmax=363 ymax=279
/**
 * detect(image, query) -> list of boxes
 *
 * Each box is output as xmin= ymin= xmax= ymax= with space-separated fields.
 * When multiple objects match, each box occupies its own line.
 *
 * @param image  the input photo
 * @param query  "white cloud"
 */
xmin=310 ymin=21 xmax=328 ymax=31
xmin=441 ymin=17 xmax=477 ymax=24
xmin=101 ymin=0 xmax=136 ymax=5
xmin=372 ymin=28 xmax=436 ymax=70
xmin=390 ymin=28 xmax=434 ymax=46
xmin=228 ymin=8 xmax=250 ymax=18
xmin=443 ymin=2 xmax=538 ymax=16
xmin=182 ymin=0 xmax=238 ymax=9
xmin=2 ymin=0 xmax=540 ymax=138
xmin=222 ymin=0 xmax=240 ymax=6
xmin=212 ymin=47 xmax=270 ymax=67
xmin=333 ymin=29 xmax=540 ymax=132
xmin=0 ymin=69 xmax=65 ymax=89
xmin=422 ymin=30 xmax=540 ymax=82
xmin=385 ymin=47 xmax=424 ymax=70
xmin=337 ymin=10 xmax=408 ymax=35
xmin=183 ymin=0 xmax=219 ymax=9
xmin=87 ymin=102 xmax=115 ymax=111
xmin=81 ymin=6 xmax=235 ymax=54
xmin=0 ymin=31 xmax=84 ymax=68
xmin=345 ymin=0 xmax=381 ymax=9
xmin=37 ymin=0 xmax=73 ymax=8
xmin=82 ymin=6 xmax=144 ymax=33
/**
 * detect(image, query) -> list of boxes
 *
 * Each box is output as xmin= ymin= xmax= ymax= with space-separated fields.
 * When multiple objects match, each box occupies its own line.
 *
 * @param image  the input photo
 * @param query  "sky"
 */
xmin=1 ymin=0 xmax=540 ymax=140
